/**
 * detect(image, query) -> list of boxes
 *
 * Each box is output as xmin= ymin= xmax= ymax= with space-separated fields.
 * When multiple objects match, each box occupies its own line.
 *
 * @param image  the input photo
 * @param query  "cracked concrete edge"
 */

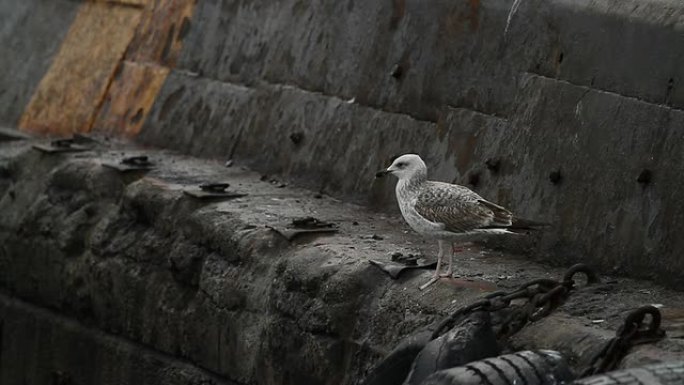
xmin=0 ymin=291 xmax=239 ymax=385
xmin=0 ymin=142 xmax=442 ymax=384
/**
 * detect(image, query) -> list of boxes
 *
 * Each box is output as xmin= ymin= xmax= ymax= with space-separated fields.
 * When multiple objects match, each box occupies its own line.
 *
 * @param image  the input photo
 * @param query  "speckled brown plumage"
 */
xmin=414 ymin=181 xmax=513 ymax=233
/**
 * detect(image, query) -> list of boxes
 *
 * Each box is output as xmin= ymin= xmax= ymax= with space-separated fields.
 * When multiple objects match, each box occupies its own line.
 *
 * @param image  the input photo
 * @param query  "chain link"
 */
xmin=581 ymin=305 xmax=666 ymax=377
xmin=431 ymin=263 xmax=598 ymax=340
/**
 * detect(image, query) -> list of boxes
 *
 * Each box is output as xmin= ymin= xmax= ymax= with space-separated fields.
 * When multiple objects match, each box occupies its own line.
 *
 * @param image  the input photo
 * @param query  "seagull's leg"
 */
xmin=441 ymin=242 xmax=456 ymax=278
xmin=420 ymin=240 xmax=446 ymax=290
xmin=434 ymin=240 xmax=445 ymax=277
xmin=451 ymin=241 xmax=475 ymax=254
xmin=441 ymin=241 xmax=476 ymax=278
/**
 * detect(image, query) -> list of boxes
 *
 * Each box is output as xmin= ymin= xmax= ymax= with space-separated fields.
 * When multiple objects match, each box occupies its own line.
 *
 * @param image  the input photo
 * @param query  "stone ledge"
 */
xmin=2 ymin=139 xmax=684 ymax=384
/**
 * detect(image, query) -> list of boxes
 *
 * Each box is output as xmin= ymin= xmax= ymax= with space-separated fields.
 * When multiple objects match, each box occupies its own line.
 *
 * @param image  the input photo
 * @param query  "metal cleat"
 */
xmin=267 ymin=216 xmax=338 ymax=242
xmin=183 ymin=182 xmax=247 ymax=200
xmin=369 ymin=259 xmax=438 ymax=280
xmin=32 ymin=138 xmax=90 ymax=153
xmin=102 ymin=155 xmax=155 ymax=172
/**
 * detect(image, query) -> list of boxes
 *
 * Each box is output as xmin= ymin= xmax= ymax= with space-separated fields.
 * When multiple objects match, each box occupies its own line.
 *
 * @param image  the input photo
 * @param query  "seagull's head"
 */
xmin=375 ymin=154 xmax=427 ymax=180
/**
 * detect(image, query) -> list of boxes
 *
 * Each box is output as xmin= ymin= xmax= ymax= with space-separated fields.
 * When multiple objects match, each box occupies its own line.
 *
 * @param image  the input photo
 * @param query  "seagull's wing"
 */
xmin=414 ymin=182 xmax=513 ymax=232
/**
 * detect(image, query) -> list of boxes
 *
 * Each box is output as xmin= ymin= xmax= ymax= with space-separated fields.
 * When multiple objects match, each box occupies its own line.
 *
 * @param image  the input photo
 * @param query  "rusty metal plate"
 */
xmin=102 ymin=155 xmax=155 ymax=172
xmin=266 ymin=217 xmax=340 ymax=242
xmin=126 ymin=0 xmax=196 ymax=67
xmin=93 ymin=61 xmax=170 ymax=137
xmin=32 ymin=142 xmax=90 ymax=154
xmin=19 ymin=2 xmax=142 ymax=136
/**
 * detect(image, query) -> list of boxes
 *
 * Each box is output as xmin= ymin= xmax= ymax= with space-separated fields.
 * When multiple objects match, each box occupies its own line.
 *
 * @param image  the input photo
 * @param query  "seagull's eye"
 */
xmin=396 ymin=162 xmax=407 ymax=168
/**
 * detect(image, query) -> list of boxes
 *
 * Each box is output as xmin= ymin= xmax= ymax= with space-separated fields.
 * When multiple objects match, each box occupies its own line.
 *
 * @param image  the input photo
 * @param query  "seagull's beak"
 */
xmin=375 ymin=168 xmax=391 ymax=178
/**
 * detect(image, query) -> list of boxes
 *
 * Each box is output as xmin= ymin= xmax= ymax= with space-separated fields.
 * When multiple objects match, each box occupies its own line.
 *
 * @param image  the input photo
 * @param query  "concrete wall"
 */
xmin=2 ymin=1 xmax=684 ymax=383
xmin=137 ymin=0 xmax=684 ymax=285
xmin=2 ymin=1 xmax=684 ymax=283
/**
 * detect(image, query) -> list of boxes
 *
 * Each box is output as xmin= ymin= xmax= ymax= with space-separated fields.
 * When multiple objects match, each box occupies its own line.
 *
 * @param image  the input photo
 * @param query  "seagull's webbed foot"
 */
xmin=439 ymin=269 xmax=453 ymax=278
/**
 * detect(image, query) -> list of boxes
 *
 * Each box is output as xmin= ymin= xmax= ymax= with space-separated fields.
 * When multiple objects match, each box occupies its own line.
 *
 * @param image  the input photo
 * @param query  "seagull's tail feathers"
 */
xmin=481 ymin=217 xmax=550 ymax=233
xmin=510 ymin=217 xmax=551 ymax=230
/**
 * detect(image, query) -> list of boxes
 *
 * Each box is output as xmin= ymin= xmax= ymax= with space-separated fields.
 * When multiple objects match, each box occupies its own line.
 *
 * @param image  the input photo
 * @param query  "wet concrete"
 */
xmin=1 ymin=0 xmax=683 ymax=286
xmin=1 ymin=137 xmax=684 ymax=384
xmin=131 ymin=0 xmax=684 ymax=288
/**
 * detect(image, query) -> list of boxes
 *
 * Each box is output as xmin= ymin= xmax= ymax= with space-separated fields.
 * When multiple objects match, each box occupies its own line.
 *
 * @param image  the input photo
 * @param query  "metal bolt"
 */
xmin=289 ymin=132 xmax=304 ymax=145
xmin=637 ymin=169 xmax=652 ymax=185
xmin=468 ymin=172 xmax=480 ymax=187
xmin=390 ymin=64 xmax=403 ymax=79
xmin=485 ymin=158 xmax=501 ymax=173
xmin=51 ymin=139 xmax=74 ymax=148
xmin=120 ymin=155 xmax=152 ymax=167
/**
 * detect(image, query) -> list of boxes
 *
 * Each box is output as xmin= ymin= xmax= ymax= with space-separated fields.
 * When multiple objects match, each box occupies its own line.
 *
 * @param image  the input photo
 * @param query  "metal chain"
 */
xmin=431 ymin=263 xmax=599 ymax=340
xmin=581 ymin=305 xmax=666 ymax=377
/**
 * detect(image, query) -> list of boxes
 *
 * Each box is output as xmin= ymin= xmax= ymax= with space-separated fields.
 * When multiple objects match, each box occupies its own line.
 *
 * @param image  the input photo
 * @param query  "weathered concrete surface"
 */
xmin=0 ymin=294 xmax=236 ymax=385
xmin=2 ymin=138 xmax=684 ymax=384
xmin=0 ymin=0 xmax=79 ymax=127
xmin=135 ymin=0 xmax=684 ymax=287
xmin=172 ymin=0 xmax=684 ymax=119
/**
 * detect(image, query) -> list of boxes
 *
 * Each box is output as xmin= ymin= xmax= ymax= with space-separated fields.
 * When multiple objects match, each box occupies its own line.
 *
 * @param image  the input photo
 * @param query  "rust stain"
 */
xmin=94 ymin=0 xmax=198 ymax=137
xmin=435 ymin=112 xmax=448 ymax=142
xmin=390 ymin=0 xmax=406 ymax=29
xmin=19 ymin=2 xmax=142 ymax=135
xmin=93 ymin=61 xmax=170 ymax=137
xmin=439 ymin=0 xmax=480 ymax=39
xmin=661 ymin=308 xmax=684 ymax=338
xmin=440 ymin=10 xmax=462 ymax=39
xmin=468 ymin=0 xmax=480 ymax=31
xmin=455 ymin=133 xmax=478 ymax=174
xmin=444 ymin=277 xmax=497 ymax=292
xmin=94 ymin=0 xmax=149 ymax=6
xmin=126 ymin=0 xmax=196 ymax=66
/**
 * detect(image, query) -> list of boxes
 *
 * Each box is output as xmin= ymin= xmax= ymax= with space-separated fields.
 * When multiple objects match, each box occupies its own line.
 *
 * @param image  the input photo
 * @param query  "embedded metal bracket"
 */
xmin=183 ymin=182 xmax=247 ymax=200
xmin=32 ymin=138 xmax=90 ymax=153
xmin=369 ymin=259 xmax=438 ymax=279
xmin=102 ymin=155 xmax=155 ymax=172
xmin=267 ymin=216 xmax=339 ymax=241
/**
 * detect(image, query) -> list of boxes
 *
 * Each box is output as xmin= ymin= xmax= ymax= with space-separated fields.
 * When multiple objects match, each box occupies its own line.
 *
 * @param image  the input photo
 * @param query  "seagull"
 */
xmin=376 ymin=154 xmax=546 ymax=289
